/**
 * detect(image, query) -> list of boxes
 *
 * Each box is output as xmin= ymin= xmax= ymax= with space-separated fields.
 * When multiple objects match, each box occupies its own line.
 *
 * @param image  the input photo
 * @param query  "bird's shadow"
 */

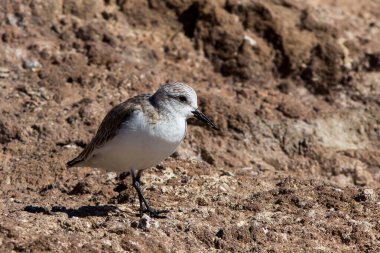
xmin=24 ymin=205 xmax=118 ymax=218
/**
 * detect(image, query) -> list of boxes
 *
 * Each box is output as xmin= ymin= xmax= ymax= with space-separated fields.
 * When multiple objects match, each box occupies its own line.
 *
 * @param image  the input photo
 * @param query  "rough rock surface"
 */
xmin=0 ymin=0 xmax=380 ymax=252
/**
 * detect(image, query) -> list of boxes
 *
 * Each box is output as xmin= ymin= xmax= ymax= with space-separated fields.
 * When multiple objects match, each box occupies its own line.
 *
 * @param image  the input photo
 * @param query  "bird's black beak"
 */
xmin=191 ymin=109 xmax=219 ymax=130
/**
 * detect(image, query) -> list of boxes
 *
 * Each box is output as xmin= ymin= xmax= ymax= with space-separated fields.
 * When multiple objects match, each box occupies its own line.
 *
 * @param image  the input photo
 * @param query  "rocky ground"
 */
xmin=0 ymin=0 xmax=380 ymax=252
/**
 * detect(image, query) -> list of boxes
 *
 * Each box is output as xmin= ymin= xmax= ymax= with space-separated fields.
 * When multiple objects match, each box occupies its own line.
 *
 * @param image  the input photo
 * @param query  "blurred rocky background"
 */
xmin=0 ymin=0 xmax=379 ymax=252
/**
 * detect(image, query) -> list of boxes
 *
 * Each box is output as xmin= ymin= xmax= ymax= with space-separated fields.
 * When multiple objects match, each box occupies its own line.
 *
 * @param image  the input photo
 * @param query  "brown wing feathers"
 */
xmin=66 ymin=95 xmax=150 ymax=168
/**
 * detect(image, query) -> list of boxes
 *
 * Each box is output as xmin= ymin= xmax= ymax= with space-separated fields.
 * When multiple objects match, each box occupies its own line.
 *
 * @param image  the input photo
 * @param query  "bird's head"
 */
xmin=152 ymin=82 xmax=218 ymax=130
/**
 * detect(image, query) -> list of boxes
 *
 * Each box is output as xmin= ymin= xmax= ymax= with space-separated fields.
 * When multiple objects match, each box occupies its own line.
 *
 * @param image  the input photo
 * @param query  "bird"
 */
xmin=67 ymin=82 xmax=218 ymax=218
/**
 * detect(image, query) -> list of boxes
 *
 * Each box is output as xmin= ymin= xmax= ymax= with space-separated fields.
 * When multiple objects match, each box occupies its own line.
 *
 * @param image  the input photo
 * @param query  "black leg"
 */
xmin=131 ymin=170 xmax=169 ymax=218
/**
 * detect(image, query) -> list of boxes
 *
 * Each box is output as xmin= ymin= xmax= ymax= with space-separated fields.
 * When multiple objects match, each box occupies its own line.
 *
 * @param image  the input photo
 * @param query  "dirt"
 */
xmin=0 ymin=0 xmax=380 ymax=252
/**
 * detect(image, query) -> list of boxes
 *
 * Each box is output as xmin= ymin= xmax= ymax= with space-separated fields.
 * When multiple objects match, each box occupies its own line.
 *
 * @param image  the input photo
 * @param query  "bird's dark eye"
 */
xmin=178 ymin=95 xmax=187 ymax=103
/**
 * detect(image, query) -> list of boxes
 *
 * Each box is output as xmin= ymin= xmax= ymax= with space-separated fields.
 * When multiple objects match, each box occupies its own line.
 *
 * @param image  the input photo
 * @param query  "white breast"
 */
xmin=86 ymin=111 xmax=186 ymax=172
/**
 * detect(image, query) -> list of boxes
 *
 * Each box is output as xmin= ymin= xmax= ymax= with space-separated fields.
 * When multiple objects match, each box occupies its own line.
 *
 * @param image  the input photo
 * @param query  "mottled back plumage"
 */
xmin=66 ymin=94 xmax=155 ymax=167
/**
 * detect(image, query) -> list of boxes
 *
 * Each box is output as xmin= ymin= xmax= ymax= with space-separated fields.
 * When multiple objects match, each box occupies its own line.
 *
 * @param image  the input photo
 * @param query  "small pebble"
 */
xmin=22 ymin=59 xmax=42 ymax=70
xmin=0 ymin=67 xmax=10 ymax=78
xmin=244 ymin=35 xmax=257 ymax=47
xmin=138 ymin=214 xmax=159 ymax=229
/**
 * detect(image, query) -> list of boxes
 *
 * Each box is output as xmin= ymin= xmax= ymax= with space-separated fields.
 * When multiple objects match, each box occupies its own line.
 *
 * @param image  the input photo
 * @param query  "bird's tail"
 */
xmin=66 ymin=157 xmax=84 ymax=168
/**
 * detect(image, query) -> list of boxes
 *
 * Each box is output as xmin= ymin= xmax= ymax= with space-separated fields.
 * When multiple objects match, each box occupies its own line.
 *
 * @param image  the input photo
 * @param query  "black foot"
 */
xmin=140 ymin=207 xmax=169 ymax=218
xmin=131 ymin=170 xmax=169 ymax=219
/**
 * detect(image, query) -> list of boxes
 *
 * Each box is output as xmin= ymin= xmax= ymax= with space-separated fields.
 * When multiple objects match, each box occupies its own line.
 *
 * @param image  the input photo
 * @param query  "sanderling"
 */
xmin=67 ymin=82 xmax=218 ymax=217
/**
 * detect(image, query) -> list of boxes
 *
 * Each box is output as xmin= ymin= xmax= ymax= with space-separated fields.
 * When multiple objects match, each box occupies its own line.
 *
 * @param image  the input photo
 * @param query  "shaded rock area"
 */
xmin=0 ymin=0 xmax=380 ymax=252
